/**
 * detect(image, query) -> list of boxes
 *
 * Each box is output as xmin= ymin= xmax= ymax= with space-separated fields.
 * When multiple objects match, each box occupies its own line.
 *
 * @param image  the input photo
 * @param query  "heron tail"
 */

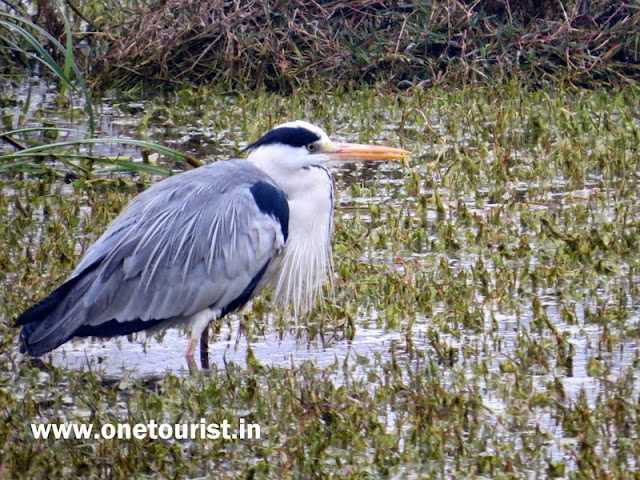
xmin=15 ymin=262 xmax=100 ymax=357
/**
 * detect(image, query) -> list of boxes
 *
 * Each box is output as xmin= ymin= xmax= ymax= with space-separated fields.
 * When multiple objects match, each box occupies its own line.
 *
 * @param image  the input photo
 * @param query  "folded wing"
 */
xmin=17 ymin=160 xmax=289 ymax=356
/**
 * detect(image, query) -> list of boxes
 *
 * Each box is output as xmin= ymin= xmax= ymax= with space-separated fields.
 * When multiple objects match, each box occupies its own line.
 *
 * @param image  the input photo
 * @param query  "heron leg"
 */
xmin=184 ymin=308 xmax=218 ymax=367
xmin=199 ymin=325 xmax=210 ymax=369
xmin=185 ymin=337 xmax=198 ymax=357
xmin=186 ymin=355 xmax=199 ymax=373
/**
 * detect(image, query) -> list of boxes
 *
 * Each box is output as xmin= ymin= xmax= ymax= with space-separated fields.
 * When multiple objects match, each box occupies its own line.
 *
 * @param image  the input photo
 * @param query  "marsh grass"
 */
xmin=0 ymin=4 xmax=200 ymax=177
xmin=2 ymin=2 xmax=638 ymax=477
xmin=0 ymin=4 xmax=95 ymax=132
xmin=0 ymin=132 xmax=191 ymax=176
xmin=89 ymin=0 xmax=640 ymax=90
xmin=3 ymin=1 xmax=638 ymax=91
xmin=1 ymin=84 xmax=639 ymax=478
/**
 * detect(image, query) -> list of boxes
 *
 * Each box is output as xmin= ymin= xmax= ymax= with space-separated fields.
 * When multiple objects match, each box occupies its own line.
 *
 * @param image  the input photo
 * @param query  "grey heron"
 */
xmin=16 ymin=121 xmax=408 ymax=361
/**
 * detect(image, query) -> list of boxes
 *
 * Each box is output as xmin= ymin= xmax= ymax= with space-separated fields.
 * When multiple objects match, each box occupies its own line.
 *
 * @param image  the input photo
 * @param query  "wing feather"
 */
xmin=20 ymin=160 xmax=287 ymax=355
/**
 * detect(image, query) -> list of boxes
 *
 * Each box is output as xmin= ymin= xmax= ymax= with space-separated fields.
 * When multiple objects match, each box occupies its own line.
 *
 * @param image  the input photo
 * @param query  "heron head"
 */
xmin=244 ymin=120 xmax=409 ymax=171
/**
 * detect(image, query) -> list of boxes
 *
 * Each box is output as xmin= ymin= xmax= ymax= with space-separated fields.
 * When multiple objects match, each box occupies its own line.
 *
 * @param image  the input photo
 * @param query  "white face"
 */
xmin=246 ymin=120 xmax=409 ymax=172
xmin=247 ymin=121 xmax=334 ymax=171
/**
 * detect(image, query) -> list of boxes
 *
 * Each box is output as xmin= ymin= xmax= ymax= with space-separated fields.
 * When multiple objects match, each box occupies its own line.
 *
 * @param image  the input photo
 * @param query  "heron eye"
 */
xmin=306 ymin=143 xmax=318 ymax=152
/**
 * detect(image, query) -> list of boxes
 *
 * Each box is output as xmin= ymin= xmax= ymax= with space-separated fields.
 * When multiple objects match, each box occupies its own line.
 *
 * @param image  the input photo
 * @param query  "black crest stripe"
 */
xmin=243 ymin=127 xmax=320 ymax=151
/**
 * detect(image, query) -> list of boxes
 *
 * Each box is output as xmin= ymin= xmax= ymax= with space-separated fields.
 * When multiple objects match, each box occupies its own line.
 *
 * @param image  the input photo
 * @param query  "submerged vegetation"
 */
xmin=2 ymin=85 xmax=640 ymax=477
xmin=1 ymin=0 xmax=640 ymax=478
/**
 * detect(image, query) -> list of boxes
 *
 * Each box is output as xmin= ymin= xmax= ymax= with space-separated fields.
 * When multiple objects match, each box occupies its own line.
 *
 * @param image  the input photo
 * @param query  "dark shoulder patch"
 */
xmin=243 ymin=126 xmax=320 ymax=151
xmin=250 ymin=181 xmax=289 ymax=242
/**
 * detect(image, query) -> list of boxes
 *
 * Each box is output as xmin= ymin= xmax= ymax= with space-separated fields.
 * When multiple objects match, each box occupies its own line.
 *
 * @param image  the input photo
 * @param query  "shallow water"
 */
xmin=46 ymin=318 xmax=411 ymax=378
xmin=4 ymin=80 xmax=638 ymax=375
xmin=2 ymin=79 xmax=640 ymax=476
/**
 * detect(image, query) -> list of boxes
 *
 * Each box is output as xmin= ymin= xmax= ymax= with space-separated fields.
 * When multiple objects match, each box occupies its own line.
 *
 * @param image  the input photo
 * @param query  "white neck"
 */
xmin=248 ymin=151 xmax=334 ymax=315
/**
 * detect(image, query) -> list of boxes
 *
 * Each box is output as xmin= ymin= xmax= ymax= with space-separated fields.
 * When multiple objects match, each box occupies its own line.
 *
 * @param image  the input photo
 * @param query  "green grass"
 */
xmin=0 ymin=4 xmax=200 ymax=177
xmin=0 ymin=133 xmax=193 ymax=176
xmin=0 ymin=4 xmax=95 ymax=133
xmin=1 ymin=84 xmax=640 ymax=478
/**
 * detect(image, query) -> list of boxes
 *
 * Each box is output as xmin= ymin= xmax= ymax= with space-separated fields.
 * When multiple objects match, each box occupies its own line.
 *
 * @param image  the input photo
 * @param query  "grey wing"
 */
xmin=19 ymin=161 xmax=288 ymax=355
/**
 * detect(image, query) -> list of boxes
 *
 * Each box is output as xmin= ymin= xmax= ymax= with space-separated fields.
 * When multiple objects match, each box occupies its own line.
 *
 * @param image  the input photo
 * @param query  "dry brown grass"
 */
xmin=4 ymin=0 xmax=640 ymax=90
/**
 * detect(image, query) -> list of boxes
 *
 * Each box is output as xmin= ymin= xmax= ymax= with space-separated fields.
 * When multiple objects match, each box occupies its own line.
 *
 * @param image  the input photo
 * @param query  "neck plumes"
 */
xmin=249 ymin=153 xmax=333 ymax=316
xmin=274 ymin=167 xmax=333 ymax=315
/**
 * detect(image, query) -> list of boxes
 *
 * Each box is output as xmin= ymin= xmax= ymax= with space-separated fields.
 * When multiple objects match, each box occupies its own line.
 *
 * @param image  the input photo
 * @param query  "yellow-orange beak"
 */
xmin=323 ymin=142 xmax=410 ymax=161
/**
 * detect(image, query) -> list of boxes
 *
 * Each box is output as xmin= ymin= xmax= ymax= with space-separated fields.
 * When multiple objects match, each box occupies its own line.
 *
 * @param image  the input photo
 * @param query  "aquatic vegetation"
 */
xmin=0 ymin=4 xmax=95 ymax=132
xmin=0 ymin=5 xmax=196 ymax=177
xmin=1 ymin=84 xmax=639 ymax=477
